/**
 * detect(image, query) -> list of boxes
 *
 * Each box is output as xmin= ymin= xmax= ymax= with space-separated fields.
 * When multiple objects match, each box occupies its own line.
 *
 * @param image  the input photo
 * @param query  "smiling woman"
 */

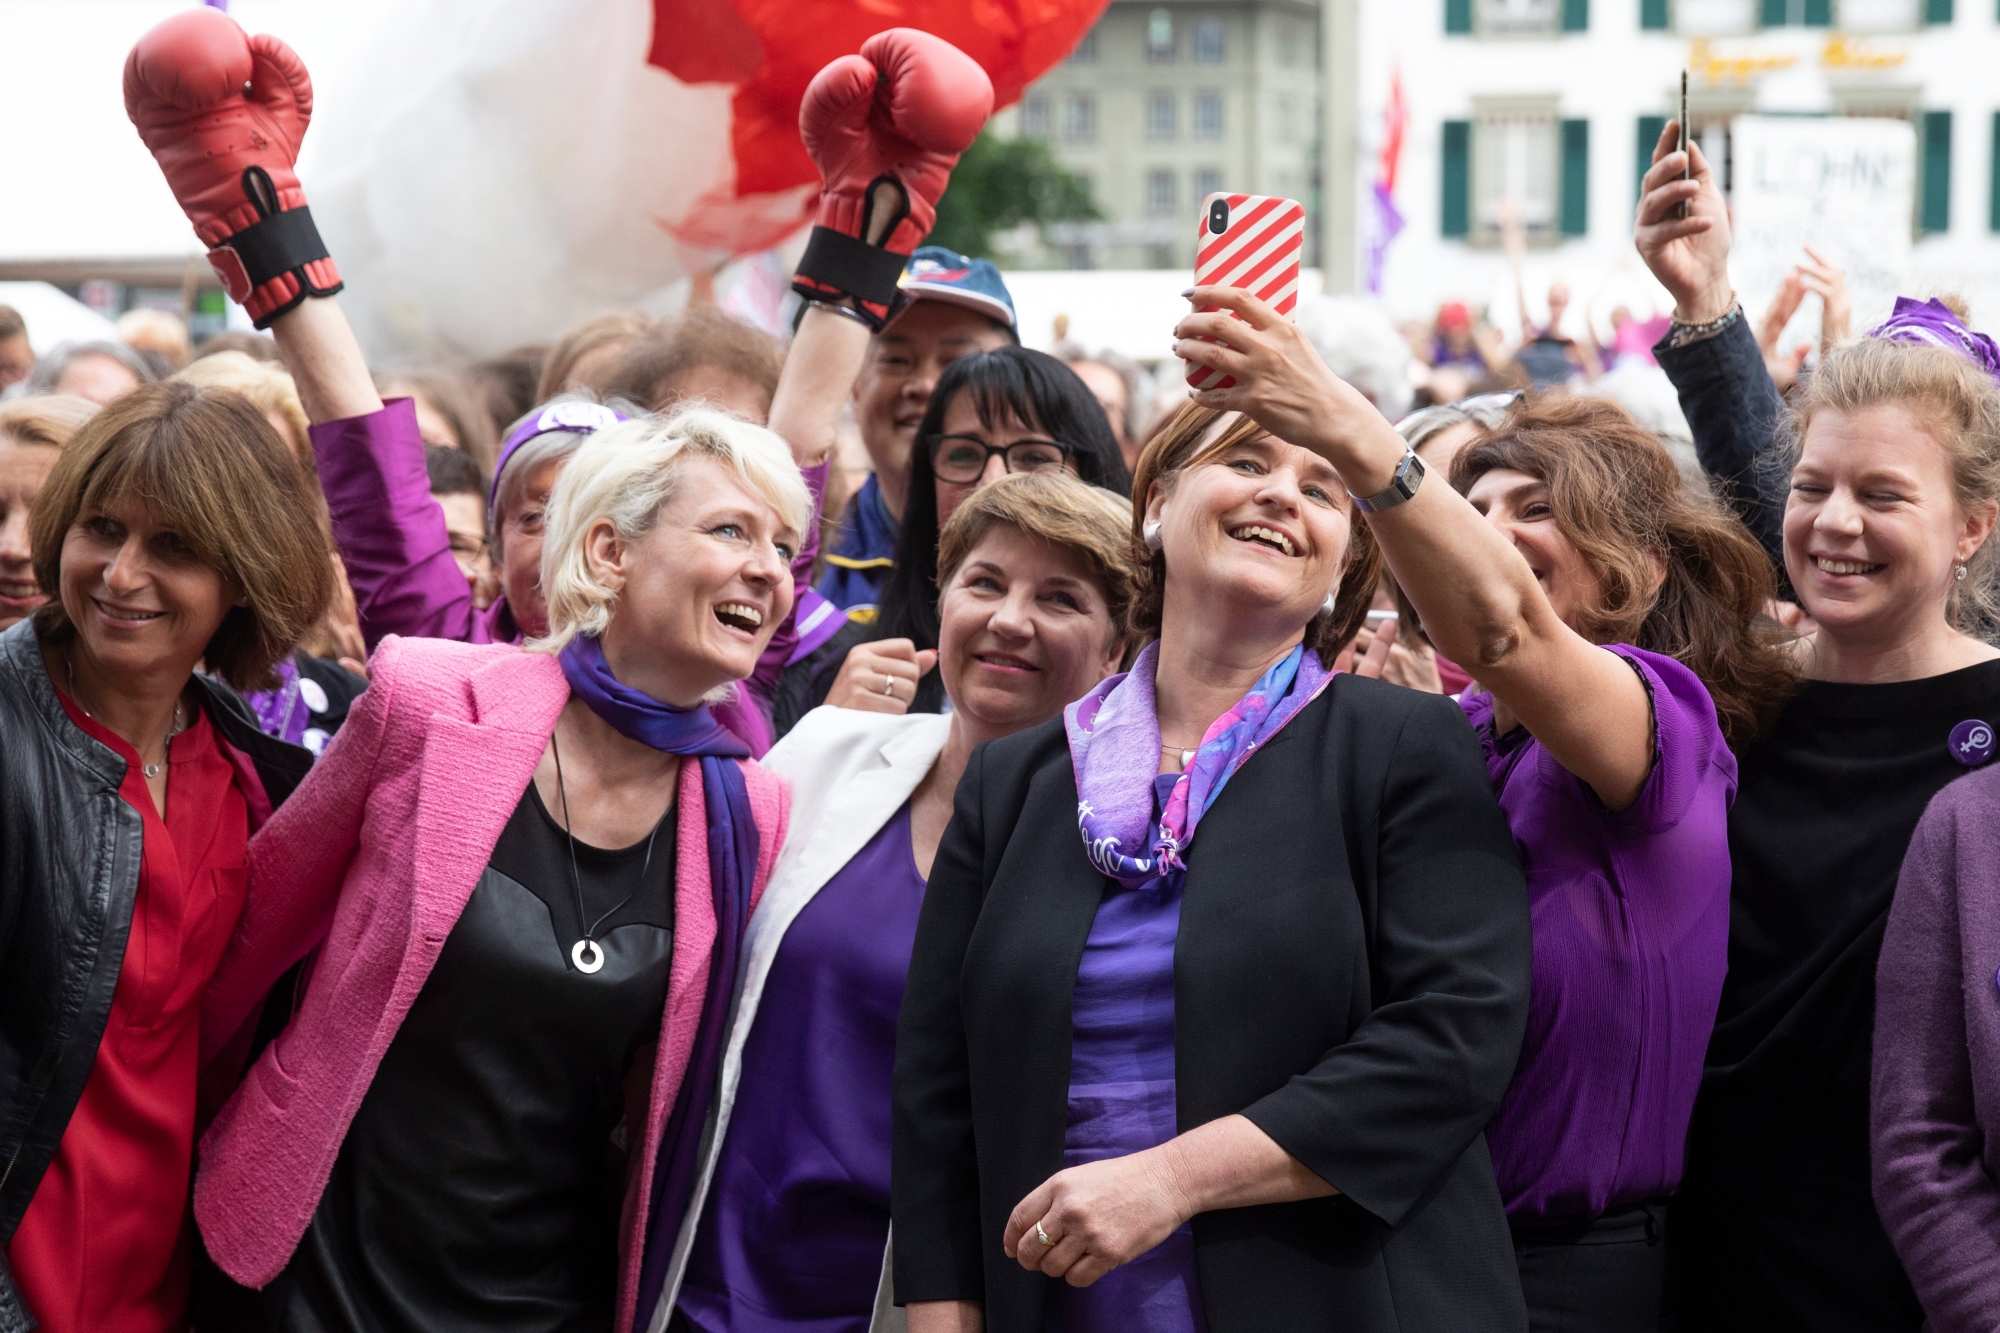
xmin=893 ymin=395 xmax=1532 ymax=1333
xmin=0 ymin=395 xmax=96 ymax=631
xmin=661 ymin=471 xmax=1134 ymax=1333
xmin=0 ymin=380 xmax=333 ymax=1333
xmin=181 ymin=406 xmax=806 ymax=1333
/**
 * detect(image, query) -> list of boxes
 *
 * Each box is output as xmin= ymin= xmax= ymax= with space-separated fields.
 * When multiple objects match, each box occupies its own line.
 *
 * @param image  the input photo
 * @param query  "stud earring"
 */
xmin=1958 ymin=564 xmax=1969 ymax=583
xmin=1143 ymin=520 xmax=1163 ymax=553
xmin=1320 ymin=591 xmax=1338 ymax=617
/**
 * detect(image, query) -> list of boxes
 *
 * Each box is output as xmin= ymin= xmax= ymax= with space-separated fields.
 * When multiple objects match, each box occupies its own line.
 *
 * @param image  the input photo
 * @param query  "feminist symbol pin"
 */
xmin=1950 ymin=719 xmax=1996 ymax=768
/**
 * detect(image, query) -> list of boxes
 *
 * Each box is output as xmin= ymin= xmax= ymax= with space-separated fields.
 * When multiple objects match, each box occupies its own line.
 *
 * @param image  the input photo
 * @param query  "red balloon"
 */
xmin=649 ymin=0 xmax=1107 ymax=248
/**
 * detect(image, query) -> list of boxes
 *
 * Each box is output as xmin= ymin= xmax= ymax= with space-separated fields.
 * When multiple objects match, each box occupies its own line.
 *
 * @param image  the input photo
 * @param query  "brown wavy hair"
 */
xmin=1127 ymin=403 xmax=1381 ymax=660
xmin=1452 ymin=393 xmax=1796 ymax=747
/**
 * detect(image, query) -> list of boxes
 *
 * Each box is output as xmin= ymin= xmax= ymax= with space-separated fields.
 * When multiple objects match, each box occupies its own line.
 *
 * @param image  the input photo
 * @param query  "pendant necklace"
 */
xmin=550 ymin=728 xmax=656 ymax=976
xmin=67 ymin=651 xmax=185 ymax=779
xmin=1159 ymin=739 xmax=1197 ymax=770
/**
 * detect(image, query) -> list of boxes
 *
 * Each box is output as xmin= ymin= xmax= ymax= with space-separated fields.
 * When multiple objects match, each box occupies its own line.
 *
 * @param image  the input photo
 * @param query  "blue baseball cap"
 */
xmin=898 ymin=246 xmax=1017 ymax=333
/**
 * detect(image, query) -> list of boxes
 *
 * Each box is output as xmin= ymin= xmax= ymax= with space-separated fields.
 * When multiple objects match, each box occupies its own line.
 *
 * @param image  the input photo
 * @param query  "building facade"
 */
xmin=992 ymin=0 xmax=1322 ymax=270
xmin=1331 ymin=0 xmax=2000 ymax=328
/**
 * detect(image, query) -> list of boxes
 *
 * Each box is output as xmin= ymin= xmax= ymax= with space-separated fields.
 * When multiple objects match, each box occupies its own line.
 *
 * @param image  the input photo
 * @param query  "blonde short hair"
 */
xmin=534 ymin=407 xmax=812 ymax=653
xmin=0 ymin=395 xmax=98 ymax=451
xmin=174 ymin=351 xmax=312 ymax=462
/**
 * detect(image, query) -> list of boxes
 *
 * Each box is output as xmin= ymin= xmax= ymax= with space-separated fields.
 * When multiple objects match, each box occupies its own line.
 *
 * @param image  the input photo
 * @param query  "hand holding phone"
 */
xmin=1185 ymin=192 xmax=1306 ymax=391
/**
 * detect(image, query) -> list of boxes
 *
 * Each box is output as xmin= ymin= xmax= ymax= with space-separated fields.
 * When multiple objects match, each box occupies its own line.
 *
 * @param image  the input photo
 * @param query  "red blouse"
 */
xmin=6 ymin=696 xmax=251 ymax=1333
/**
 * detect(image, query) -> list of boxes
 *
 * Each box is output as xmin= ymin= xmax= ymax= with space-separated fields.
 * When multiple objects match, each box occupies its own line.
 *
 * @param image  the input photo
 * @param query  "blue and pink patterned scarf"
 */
xmin=1065 ymin=640 xmax=1334 ymax=889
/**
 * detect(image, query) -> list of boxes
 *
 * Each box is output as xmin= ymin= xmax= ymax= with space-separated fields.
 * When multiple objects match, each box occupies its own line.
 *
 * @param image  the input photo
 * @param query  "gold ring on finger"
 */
xmin=1036 ymin=1221 xmax=1051 ymax=1247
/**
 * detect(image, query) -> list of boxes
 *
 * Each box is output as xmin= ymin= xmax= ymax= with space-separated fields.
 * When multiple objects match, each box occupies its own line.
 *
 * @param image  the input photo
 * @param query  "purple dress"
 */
xmin=1049 ymin=773 xmax=1207 ymax=1333
xmin=675 ymin=803 xmax=927 ymax=1333
xmin=306 ymin=399 xmax=837 ymax=753
xmin=1463 ymin=645 xmax=1735 ymax=1225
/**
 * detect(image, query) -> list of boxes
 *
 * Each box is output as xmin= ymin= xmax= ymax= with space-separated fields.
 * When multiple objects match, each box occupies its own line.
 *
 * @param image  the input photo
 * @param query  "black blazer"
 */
xmin=892 ymin=675 xmax=1532 ymax=1333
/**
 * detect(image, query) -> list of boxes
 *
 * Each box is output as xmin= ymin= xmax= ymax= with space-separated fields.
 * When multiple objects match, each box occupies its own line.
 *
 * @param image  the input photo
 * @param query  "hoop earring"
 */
xmin=1957 ymin=563 xmax=1969 ymax=582
xmin=1143 ymin=520 xmax=1163 ymax=553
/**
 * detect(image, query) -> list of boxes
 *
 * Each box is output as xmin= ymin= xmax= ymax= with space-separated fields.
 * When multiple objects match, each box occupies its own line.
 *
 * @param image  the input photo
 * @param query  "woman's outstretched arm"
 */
xmin=1176 ymin=289 xmax=1657 ymax=810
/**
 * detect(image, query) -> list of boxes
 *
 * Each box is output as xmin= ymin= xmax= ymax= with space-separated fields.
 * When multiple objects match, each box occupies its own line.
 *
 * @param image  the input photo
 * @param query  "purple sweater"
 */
xmin=1874 ymin=760 xmax=2000 ymax=1332
xmin=1465 ymin=646 xmax=1736 ymax=1224
xmin=309 ymin=399 xmax=832 ymax=754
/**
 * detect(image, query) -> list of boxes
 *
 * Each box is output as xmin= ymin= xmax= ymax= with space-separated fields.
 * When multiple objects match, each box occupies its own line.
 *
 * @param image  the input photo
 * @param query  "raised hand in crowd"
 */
xmin=1758 ymin=270 xmax=1814 ymax=392
xmin=1636 ymin=121 xmax=1734 ymax=326
xmin=1798 ymin=244 xmax=1853 ymax=352
xmin=1334 ymin=615 xmax=1446 ymax=693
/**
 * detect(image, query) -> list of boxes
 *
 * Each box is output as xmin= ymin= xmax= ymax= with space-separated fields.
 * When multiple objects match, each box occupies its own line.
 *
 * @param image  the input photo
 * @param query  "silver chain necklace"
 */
xmin=549 ymin=728 xmax=658 ymax=976
xmin=67 ymin=651 xmax=185 ymax=780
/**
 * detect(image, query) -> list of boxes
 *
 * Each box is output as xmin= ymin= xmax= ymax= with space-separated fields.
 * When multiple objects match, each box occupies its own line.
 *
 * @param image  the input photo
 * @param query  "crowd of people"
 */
xmin=7 ymin=11 xmax=2000 ymax=1333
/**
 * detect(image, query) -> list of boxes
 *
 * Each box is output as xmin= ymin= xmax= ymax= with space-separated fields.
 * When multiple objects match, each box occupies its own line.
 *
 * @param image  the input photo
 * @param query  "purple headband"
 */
xmin=491 ymin=400 xmax=630 ymax=509
xmin=1866 ymin=296 xmax=2000 ymax=386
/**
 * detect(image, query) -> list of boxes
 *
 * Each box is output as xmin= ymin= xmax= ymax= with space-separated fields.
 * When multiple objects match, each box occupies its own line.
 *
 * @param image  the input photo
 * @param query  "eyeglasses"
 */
xmin=929 ymin=434 xmax=1074 ymax=484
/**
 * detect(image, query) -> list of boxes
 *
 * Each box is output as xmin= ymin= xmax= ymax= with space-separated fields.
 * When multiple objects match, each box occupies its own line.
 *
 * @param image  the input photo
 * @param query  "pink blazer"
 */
xmin=191 ymin=635 xmax=787 ymax=1331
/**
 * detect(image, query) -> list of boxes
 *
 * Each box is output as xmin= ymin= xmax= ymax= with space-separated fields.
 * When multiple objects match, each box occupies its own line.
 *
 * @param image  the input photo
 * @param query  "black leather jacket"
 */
xmin=0 ymin=619 xmax=313 ymax=1332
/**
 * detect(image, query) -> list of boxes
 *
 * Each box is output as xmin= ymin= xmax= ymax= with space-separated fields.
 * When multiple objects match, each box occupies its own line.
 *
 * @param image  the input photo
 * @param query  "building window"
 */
xmin=1473 ymin=103 xmax=1560 ymax=239
xmin=1674 ymin=0 xmax=1756 ymax=30
xmin=1276 ymin=96 xmax=1296 ymax=144
xmin=1193 ymin=17 xmax=1225 ymax=62
xmin=1065 ymin=94 xmax=1096 ymax=143
xmin=1147 ymin=8 xmax=1175 ymax=60
xmin=1069 ymin=27 xmax=1099 ymax=62
xmin=1148 ymin=169 xmax=1178 ymax=216
xmin=1065 ymin=243 xmax=1094 ymax=269
xmin=1839 ymin=0 xmax=1920 ymax=26
xmin=1194 ymin=92 xmax=1224 ymax=140
xmin=1148 ymin=243 xmax=1178 ymax=268
xmin=1196 ymin=167 xmax=1225 ymax=199
xmin=1022 ymin=95 xmax=1051 ymax=138
xmin=1148 ymin=92 xmax=1177 ymax=140
xmin=1476 ymin=0 xmax=1562 ymax=31
xmin=1641 ymin=0 xmax=1670 ymax=26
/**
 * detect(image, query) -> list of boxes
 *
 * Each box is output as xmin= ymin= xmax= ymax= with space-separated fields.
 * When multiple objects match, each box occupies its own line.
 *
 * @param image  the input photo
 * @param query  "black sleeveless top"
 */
xmin=261 ymin=782 xmax=677 ymax=1332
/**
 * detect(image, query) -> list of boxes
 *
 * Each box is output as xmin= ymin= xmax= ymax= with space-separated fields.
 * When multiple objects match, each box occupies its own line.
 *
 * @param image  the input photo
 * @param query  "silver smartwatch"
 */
xmin=1351 ymin=450 xmax=1425 ymax=513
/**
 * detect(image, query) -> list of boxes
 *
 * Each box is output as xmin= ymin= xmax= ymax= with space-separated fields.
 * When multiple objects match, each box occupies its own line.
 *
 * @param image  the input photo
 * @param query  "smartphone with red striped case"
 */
xmin=1185 ymin=192 xmax=1306 ymax=391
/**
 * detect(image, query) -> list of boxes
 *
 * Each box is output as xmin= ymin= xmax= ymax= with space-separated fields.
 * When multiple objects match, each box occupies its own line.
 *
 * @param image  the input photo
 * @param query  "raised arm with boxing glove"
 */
xmin=124 ymin=7 xmax=345 ymax=330
xmin=790 ymin=29 xmax=993 ymax=330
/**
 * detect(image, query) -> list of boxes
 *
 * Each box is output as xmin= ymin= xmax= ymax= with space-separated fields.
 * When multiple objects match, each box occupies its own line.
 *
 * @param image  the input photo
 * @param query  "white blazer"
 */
xmin=648 ymin=705 xmax=951 ymax=1333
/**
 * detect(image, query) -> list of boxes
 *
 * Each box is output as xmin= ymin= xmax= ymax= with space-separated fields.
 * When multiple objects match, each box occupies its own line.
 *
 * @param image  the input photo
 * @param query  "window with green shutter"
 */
xmin=1760 ymin=0 xmax=1786 ymax=23
xmin=1562 ymin=0 xmax=1589 ymax=29
xmin=1637 ymin=115 xmax=1667 ymax=200
xmin=1640 ymin=0 xmax=1670 ymax=27
xmin=1443 ymin=120 xmax=1471 ymax=237
xmin=1446 ymin=0 xmax=1473 ymax=33
xmin=1561 ymin=119 xmax=1590 ymax=236
xmin=1925 ymin=0 xmax=1952 ymax=20
xmin=1922 ymin=111 xmax=1952 ymax=234
xmin=1803 ymin=0 xmax=1830 ymax=23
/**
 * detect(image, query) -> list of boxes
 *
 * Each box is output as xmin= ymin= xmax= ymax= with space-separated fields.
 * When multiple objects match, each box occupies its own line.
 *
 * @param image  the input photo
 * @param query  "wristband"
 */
xmin=1666 ymin=301 xmax=1743 ymax=350
xmin=1352 ymin=450 xmax=1426 ymax=513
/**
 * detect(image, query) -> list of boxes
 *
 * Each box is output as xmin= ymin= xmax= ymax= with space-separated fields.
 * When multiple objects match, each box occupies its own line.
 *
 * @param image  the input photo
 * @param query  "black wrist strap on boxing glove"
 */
xmin=228 ymin=206 xmax=334 ymax=289
xmin=793 ymin=227 xmax=908 ymax=317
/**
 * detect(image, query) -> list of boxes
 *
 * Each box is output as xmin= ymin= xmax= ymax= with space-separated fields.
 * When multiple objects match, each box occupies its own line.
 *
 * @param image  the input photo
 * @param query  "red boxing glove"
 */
xmin=124 ymin=9 xmax=342 ymax=328
xmin=792 ymin=29 xmax=993 ymax=329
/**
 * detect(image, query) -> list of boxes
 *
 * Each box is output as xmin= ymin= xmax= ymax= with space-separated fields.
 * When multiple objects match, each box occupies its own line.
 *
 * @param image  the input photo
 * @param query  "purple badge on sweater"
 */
xmin=1950 ymin=719 xmax=1996 ymax=767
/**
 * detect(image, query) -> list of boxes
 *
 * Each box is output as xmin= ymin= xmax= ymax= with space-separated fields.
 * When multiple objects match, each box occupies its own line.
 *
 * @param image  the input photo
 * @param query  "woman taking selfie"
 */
xmin=664 ymin=472 xmax=1134 ymax=1333
xmin=789 ymin=346 xmax=1130 ymax=727
xmin=1637 ymin=122 xmax=2000 ymax=1329
xmin=1183 ymin=288 xmax=1794 ymax=1331
xmin=0 ymin=383 xmax=330 ymax=1333
xmin=893 ymin=402 xmax=1533 ymax=1332
xmin=188 ymin=409 xmax=806 ymax=1333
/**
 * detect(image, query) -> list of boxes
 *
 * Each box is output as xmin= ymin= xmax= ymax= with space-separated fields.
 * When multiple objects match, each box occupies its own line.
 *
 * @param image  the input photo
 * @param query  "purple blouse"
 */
xmin=306 ymin=399 xmax=833 ymax=753
xmin=1463 ymin=645 xmax=1735 ymax=1225
xmin=1051 ymin=773 xmax=1207 ymax=1333
xmin=675 ymin=803 xmax=927 ymax=1333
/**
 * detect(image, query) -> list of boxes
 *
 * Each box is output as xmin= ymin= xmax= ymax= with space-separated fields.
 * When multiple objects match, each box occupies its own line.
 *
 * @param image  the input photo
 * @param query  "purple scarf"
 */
xmin=1867 ymin=296 xmax=2000 ymax=386
xmin=1065 ymin=641 xmax=1334 ymax=889
xmin=556 ymin=635 xmax=758 ymax=1320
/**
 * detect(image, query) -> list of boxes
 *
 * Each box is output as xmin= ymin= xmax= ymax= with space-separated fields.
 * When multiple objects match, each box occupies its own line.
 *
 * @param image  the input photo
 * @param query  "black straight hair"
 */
xmin=877 ymin=346 xmax=1131 ymax=652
